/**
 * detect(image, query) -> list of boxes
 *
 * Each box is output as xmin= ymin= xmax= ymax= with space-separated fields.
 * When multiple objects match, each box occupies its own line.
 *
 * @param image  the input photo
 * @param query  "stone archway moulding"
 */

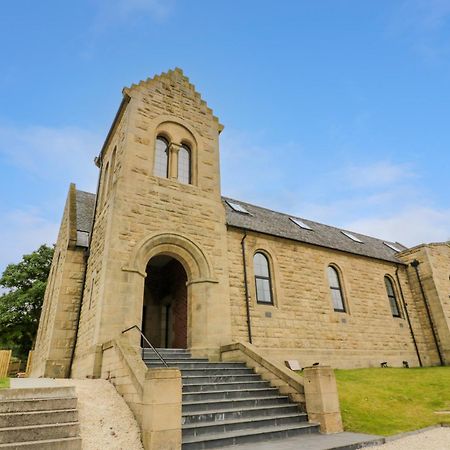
xmin=122 ymin=232 xmax=217 ymax=284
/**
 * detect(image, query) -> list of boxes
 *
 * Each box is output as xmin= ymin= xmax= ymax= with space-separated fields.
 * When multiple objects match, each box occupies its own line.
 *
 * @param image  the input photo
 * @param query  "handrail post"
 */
xmin=122 ymin=325 xmax=169 ymax=368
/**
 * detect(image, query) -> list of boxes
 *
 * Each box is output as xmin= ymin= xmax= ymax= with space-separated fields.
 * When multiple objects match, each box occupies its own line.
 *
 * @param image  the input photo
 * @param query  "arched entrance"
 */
xmin=142 ymin=255 xmax=188 ymax=349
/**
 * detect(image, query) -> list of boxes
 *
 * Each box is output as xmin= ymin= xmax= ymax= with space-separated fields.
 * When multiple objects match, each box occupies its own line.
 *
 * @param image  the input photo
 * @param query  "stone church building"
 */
xmin=30 ymin=69 xmax=450 ymax=447
xmin=33 ymin=68 xmax=450 ymax=380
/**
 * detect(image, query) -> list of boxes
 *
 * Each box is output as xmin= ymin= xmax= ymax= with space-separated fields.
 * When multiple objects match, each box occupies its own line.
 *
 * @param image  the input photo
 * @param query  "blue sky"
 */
xmin=1 ymin=0 xmax=449 ymax=272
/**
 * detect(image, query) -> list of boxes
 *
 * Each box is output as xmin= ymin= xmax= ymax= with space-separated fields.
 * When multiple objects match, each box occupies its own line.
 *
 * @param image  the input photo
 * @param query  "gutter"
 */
xmin=241 ymin=232 xmax=253 ymax=344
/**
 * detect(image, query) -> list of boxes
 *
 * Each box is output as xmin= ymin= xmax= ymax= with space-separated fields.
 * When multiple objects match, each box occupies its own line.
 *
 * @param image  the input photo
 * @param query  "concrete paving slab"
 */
xmin=216 ymin=431 xmax=384 ymax=450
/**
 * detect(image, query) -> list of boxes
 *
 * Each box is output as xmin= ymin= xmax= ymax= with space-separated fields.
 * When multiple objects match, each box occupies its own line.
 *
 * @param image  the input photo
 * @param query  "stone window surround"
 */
xmin=253 ymin=251 xmax=274 ymax=305
xmin=154 ymin=124 xmax=196 ymax=185
xmin=384 ymin=274 xmax=403 ymax=318
xmin=327 ymin=263 xmax=349 ymax=314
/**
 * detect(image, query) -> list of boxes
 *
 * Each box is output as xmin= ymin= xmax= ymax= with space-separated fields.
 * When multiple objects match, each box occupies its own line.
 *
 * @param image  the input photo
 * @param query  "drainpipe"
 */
xmin=69 ymin=156 xmax=103 ymax=377
xmin=410 ymin=259 xmax=444 ymax=366
xmin=241 ymin=232 xmax=253 ymax=344
xmin=396 ymin=265 xmax=422 ymax=367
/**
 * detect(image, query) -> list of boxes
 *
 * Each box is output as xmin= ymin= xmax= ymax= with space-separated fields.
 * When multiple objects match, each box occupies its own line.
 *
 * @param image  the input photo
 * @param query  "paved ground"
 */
xmin=217 ymin=432 xmax=384 ymax=449
xmin=373 ymin=427 xmax=450 ymax=450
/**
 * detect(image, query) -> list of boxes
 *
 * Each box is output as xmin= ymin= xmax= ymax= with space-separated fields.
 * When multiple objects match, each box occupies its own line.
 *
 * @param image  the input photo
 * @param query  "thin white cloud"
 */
xmin=0 ymin=123 xmax=100 ymax=192
xmin=92 ymin=0 xmax=174 ymax=28
xmin=345 ymin=207 xmax=450 ymax=247
xmin=342 ymin=161 xmax=416 ymax=189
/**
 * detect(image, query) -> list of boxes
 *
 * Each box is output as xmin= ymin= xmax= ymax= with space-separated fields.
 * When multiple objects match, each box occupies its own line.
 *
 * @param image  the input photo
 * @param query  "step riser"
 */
xmin=182 ymin=375 xmax=260 ymax=385
xmin=182 ymin=414 xmax=306 ymax=438
xmin=144 ymin=355 xmax=198 ymax=360
xmin=0 ymin=423 xmax=80 ymax=444
xmin=145 ymin=359 xmax=208 ymax=365
xmin=0 ymin=410 xmax=78 ymax=428
xmin=182 ymin=424 xmax=320 ymax=449
xmin=181 ymin=369 xmax=254 ymax=376
xmin=182 ymin=406 xmax=304 ymax=424
xmin=183 ymin=389 xmax=279 ymax=402
xmin=0 ymin=437 xmax=82 ymax=449
xmin=183 ymin=381 xmax=270 ymax=393
xmin=0 ymin=399 xmax=77 ymax=414
xmin=149 ymin=363 xmax=247 ymax=369
xmin=183 ymin=397 xmax=290 ymax=413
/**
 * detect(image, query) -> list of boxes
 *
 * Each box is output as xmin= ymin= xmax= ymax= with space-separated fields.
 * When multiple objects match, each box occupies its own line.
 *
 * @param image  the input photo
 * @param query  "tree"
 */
xmin=0 ymin=244 xmax=54 ymax=360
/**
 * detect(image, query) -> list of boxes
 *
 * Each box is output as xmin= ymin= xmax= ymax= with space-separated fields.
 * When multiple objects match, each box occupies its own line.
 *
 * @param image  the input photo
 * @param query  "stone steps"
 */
xmin=144 ymin=348 xmax=318 ymax=449
xmin=182 ymin=404 xmax=306 ymax=424
xmin=0 ymin=409 xmax=78 ymax=428
xmin=0 ymin=386 xmax=81 ymax=449
xmin=0 ymin=437 xmax=81 ymax=449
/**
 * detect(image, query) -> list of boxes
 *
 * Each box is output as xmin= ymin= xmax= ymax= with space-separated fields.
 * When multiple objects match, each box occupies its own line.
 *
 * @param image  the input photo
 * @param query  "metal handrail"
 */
xmin=122 ymin=325 xmax=169 ymax=368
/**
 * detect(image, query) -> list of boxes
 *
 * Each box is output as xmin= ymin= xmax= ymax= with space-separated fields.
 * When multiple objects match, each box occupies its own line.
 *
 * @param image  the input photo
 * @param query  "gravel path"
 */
xmin=57 ymin=378 xmax=144 ymax=450
xmin=372 ymin=427 xmax=450 ymax=450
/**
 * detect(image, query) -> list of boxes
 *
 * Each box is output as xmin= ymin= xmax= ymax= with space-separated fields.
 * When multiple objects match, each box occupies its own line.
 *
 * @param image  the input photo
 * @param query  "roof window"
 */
xmin=226 ymin=201 xmax=250 ymax=214
xmin=290 ymin=217 xmax=313 ymax=230
xmin=341 ymin=230 xmax=363 ymax=243
xmin=384 ymin=242 xmax=401 ymax=252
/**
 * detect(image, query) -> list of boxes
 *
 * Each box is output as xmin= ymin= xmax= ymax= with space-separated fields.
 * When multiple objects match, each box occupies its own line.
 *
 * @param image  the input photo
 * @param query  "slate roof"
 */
xmin=223 ymin=197 xmax=408 ymax=264
xmin=75 ymin=190 xmax=96 ymax=247
xmin=72 ymin=189 xmax=407 ymax=263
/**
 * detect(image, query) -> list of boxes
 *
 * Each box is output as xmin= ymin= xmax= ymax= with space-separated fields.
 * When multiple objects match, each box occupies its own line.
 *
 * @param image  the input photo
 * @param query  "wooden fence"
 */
xmin=0 ymin=350 xmax=12 ymax=378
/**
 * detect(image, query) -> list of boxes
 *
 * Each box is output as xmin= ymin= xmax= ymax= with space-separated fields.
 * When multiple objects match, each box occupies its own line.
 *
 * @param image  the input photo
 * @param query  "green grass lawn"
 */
xmin=335 ymin=367 xmax=450 ymax=436
xmin=0 ymin=378 xmax=9 ymax=389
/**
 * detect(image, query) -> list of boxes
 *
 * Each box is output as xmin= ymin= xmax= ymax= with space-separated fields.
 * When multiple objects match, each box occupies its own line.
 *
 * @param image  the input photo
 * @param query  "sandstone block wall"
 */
xmin=226 ymin=228 xmax=431 ymax=368
xmin=32 ymin=184 xmax=86 ymax=377
xmin=399 ymin=243 xmax=450 ymax=365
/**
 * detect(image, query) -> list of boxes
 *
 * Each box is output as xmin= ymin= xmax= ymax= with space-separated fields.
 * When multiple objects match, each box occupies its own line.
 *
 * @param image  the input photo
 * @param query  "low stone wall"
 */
xmin=100 ymin=336 xmax=182 ymax=449
xmin=221 ymin=341 xmax=305 ymax=405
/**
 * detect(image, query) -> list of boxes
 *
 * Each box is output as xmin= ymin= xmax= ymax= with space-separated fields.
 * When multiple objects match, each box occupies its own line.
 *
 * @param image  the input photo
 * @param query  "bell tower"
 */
xmin=71 ymin=69 xmax=232 ymax=376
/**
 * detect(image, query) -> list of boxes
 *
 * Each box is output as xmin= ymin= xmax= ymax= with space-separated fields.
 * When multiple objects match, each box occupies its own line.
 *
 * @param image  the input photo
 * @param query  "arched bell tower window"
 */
xmin=154 ymin=137 xmax=169 ymax=178
xmin=178 ymin=144 xmax=191 ymax=184
xmin=254 ymin=252 xmax=273 ymax=305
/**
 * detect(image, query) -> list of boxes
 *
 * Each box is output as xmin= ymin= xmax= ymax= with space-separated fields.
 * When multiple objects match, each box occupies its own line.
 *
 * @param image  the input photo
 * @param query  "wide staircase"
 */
xmin=143 ymin=348 xmax=320 ymax=449
xmin=0 ymin=385 xmax=81 ymax=449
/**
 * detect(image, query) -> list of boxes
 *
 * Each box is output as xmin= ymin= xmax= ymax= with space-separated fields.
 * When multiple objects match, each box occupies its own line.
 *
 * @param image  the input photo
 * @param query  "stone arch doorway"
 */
xmin=142 ymin=254 xmax=188 ymax=349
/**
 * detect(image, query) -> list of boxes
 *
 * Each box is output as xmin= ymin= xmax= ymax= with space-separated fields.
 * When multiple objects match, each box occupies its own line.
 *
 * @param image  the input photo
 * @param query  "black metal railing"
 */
xmin=121 ymin=325 xmax=169 ymax=368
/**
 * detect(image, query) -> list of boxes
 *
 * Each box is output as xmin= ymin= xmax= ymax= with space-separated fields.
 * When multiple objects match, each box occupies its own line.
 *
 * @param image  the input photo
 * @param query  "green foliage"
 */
xmin=335 ymin=367 xmax=450 ymax=435
xmin=0 ymin=378 xmax=9 ymax=389
xmin=0 ymin=245 xmax=54 ymax=360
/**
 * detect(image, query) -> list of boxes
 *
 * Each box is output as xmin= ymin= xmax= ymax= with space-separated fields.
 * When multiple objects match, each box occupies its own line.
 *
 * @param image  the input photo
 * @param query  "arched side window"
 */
xmin=154 ymin=137 xmax=169 ymax=178
xmin=385 ymin=276 xmax=401 ymax=317
xmin=327 ymin=265 xmax=346 ymax=312
xmin=178 ymin=144 xmax=191 ymax=184
xmin=254 ymin=252 xmax=273 ymax=305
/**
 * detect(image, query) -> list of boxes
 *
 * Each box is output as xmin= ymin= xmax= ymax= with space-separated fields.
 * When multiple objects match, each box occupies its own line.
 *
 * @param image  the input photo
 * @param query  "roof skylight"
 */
xmin=290 ymin=217 xmax=313 ymax=231
xmin=384 ymin=242 xmax=401 ymax=252
xmin=341 ymin=231 xmax=363 ymax=243
xmin=226 ymin=201 xmax=250 ymax=214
